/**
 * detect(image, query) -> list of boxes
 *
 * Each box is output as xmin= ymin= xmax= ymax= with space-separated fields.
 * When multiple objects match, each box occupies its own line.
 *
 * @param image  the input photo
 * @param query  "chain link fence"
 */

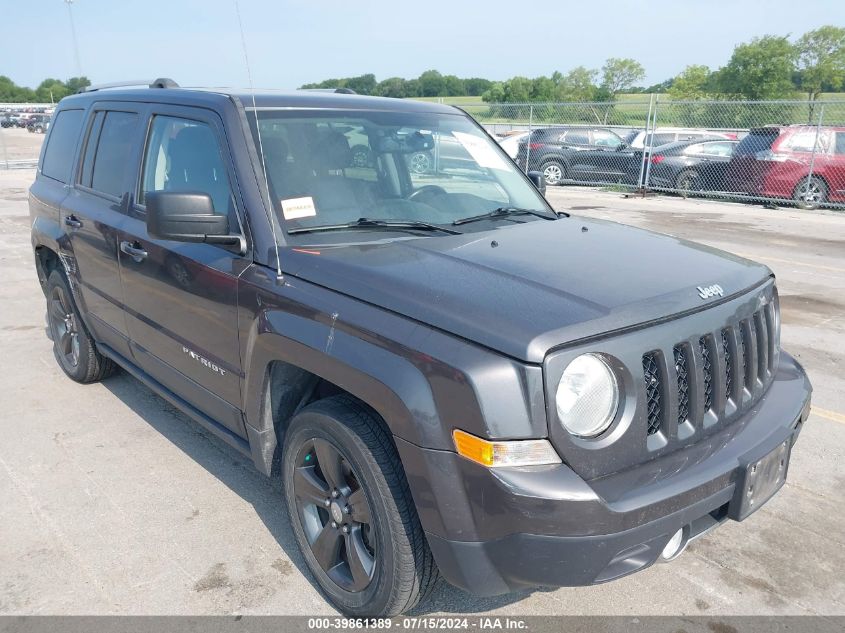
xmin=464 ymin=98 xmax=845 ymax=209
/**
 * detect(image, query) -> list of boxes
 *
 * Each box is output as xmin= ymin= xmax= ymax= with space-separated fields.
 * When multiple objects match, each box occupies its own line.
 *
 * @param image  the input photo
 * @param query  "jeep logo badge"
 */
xmin=697 ymin=284 xmax=724 ymax=300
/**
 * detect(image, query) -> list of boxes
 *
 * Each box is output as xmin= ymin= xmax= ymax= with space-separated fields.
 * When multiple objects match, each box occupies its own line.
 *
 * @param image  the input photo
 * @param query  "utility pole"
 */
xmin=65 ymin=0 xmax=83 ymax=78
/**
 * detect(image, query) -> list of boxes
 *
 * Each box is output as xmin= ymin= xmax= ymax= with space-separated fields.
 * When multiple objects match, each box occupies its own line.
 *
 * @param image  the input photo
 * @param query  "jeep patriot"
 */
xmin=29 ymin=79 xmax=812 ymax=616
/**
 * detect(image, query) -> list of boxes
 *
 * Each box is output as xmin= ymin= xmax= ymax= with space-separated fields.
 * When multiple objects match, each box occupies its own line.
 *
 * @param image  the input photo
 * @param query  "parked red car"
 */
xmin=725 ymin=125 xmax=845 ymax=205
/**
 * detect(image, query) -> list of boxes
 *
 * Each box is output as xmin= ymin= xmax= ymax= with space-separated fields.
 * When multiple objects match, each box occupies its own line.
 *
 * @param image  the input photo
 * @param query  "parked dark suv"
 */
xmin=30 ymin=80 xmax=811 ymax=617
xmin=515 ymin=126 xmax=624 ymax=185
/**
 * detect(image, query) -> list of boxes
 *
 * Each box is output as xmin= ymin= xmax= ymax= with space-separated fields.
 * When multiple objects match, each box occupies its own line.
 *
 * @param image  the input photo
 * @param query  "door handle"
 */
xmin=64 ymin=215 xmax=83 ymax=229
xmin=120 ymin=240 xmax=148 ymax=263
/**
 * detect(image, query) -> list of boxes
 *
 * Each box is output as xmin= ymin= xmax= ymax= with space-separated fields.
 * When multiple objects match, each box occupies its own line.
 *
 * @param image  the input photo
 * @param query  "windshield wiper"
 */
xmin=287 ymin=217 xmax=462 ymax=236
xmin=452 ymin=207 xmax=559 ymax=226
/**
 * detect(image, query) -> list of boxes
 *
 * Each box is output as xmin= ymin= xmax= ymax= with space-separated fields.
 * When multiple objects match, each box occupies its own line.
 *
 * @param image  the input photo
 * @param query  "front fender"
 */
xmin=238 ymin=265 xmax=547 ymax=475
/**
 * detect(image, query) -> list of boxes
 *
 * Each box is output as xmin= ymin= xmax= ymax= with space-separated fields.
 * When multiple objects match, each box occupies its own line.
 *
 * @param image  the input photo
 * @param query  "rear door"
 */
xmin=117 ymin=105 xmax=249 ymax=437
xmin=60 ymin=103 xmax=145 ymax=359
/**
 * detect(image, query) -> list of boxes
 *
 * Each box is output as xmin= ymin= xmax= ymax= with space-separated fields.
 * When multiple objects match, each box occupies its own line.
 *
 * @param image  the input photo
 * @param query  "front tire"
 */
xmin=282 ymin=396 xmax=438 ymax=616
xmin=46 ymin=269 xmax=115 ymax=383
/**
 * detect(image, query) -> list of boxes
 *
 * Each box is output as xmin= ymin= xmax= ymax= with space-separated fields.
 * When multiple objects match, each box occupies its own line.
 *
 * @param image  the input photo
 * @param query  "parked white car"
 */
xmin=624 ymin=127 xmax=736 ymax=150
xmin=496 ymin=131 xmax=529 ymax=159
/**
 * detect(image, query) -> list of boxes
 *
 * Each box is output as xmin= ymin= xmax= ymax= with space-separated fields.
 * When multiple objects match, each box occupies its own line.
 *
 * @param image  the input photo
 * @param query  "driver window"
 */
xmin=140 ymin=115 xmax=234 ymax=219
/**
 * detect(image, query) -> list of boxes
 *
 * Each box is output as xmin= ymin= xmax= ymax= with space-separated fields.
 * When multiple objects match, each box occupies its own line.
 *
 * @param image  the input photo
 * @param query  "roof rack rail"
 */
xmin=299 ymin=88 xmax=358 ymax=95
xmin=79 ymin=78 xmax=179 ymax=94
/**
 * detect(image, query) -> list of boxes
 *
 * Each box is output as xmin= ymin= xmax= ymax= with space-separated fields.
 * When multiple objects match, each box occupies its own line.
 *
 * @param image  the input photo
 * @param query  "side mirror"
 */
xmin=527 ymin=170 xmax=546 ymax=196
xmin=616 ymin=142 xmax=628 ymax=151
xmin=146 ymin=191 xmax=238 ymax=246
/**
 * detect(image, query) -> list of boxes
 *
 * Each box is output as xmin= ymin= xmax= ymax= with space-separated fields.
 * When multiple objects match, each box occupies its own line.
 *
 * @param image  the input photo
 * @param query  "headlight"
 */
xmin=556 ymin=353 xmax=620 ymax=438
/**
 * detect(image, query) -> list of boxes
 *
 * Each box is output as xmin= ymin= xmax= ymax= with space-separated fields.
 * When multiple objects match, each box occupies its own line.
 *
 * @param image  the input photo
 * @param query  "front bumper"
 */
xmin=397 ymin=352 xmax=811 ymax=596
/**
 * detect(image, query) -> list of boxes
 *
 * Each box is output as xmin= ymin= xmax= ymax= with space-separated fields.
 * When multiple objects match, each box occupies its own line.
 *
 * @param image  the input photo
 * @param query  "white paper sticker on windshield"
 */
xmin=281 ymin=196 xmax=317 ymax=220
xmin=452 ymin=131 xmax=509 ymax=171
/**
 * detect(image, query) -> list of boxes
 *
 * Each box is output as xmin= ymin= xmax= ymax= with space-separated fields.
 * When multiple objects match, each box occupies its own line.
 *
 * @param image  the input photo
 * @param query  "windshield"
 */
xmin=248 ymin=109 xmax=552 ymax=242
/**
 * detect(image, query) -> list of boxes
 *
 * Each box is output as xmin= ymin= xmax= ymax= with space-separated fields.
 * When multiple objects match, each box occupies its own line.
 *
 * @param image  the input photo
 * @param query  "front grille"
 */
xmin=700 ymin=336 xmax=713 ymax=412
xmin=641 ymin=302 xmax=775 ymax=441
xmin=674 ymin=345 xmax=690 ymax=426
xmin=642 ymin=353 xmax=662 ymax=435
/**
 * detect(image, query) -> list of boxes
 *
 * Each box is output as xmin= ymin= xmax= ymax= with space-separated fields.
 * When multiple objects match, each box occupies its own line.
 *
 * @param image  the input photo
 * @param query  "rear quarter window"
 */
xmin=41 ymin=109 xmax=84 ymax=183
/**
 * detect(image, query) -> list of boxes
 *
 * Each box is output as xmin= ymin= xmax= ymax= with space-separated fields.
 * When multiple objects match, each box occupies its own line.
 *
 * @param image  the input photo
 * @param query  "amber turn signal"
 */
xmin=452 ymin=429 xmax=561 ymax=468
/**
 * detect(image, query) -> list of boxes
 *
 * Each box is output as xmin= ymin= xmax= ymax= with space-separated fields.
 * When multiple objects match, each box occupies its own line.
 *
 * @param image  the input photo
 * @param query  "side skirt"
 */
xmin=97 ymin=342 xmax=253 ymax=459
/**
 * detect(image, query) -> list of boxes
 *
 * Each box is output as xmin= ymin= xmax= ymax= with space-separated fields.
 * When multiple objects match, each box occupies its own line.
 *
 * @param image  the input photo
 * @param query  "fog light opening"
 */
xmin=661 ymin=527 xmax=688 ymax=561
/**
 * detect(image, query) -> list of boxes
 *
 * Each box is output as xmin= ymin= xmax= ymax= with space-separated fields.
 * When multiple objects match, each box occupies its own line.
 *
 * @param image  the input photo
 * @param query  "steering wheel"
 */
xmin=407 ymin=185 xmax=447 ymax=203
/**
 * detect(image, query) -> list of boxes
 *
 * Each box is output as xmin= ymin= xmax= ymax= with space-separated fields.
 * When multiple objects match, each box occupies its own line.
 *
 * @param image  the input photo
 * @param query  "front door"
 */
xmin=117 ymin=106 xmax=248 ymax=437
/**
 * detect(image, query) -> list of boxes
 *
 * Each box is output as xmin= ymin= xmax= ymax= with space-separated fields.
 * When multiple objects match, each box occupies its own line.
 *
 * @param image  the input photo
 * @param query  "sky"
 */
xmin=3 ymin=0 xmax=845 ymax=91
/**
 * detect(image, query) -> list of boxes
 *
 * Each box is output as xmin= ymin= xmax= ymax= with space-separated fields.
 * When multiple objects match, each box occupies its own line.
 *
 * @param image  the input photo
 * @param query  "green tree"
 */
xmin=463 ymin=77 xmax=492 ymax=96
xmin=376 ymin=77 xmax=408 ymax=98
xmin=796 ymin=25 xmax=845 ymax=103
xmin=36 ymin=78 xmax=69 ymax=103
xmin=600 ymin=58 xmax=646 ymax=96
xmin=441 ymin=74 xmax=466 ymax=96
xmin=0 ymin=76 xmax=35 ymax=102
xmin=556 ymin=66 xmax=598 ymax=101
xmin=417 ymin=70 xmax=445 ymax=97
xmin=343 ymin=73 xmax=377 ymax=95
xmin=64 ymin=76 xmax=91 ymax=94
xmin=715 ymin=35 xmax=797 ymax=99
xmin=668 ymin=65 xmax=712 ymax=99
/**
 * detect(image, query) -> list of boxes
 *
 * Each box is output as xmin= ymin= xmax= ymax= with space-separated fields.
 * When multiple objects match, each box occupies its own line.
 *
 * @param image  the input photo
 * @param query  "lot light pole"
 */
xmin=65 ymin=0 xmax=83 ymax=78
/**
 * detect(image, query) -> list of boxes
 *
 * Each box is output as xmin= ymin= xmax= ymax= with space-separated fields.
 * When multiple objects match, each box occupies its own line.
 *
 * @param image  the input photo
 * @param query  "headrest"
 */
xmin=314 ymin=131 xmax=351 ymax=171
xmin=170 ymin=126 xmax=219 ymax=168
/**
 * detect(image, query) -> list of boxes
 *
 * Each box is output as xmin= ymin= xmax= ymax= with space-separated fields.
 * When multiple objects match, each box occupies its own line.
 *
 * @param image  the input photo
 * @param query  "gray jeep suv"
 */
xmin=29 ymin=79 xmax=812 ymax=616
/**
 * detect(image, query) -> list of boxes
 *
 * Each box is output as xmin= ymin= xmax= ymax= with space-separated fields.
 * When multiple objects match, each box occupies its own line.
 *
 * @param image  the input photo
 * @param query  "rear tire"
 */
xmin=792 ymin=176 xmax=828 ymax=207
xmin=45 ymin=269 xmax=115 ymax=383
xmin=675 ymin=168 xmax=701 ymax=192
xmin=540 ymin=160 xmax=565 ymax=186
xmin=282 ymin=395 xmax=438 ymax=616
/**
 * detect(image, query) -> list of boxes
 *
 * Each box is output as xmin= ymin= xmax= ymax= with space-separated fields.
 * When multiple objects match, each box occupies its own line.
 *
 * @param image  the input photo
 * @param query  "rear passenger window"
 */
xmin=89 ymin=112 xmax=139 ymax=197
xmin=41 ymin=109 xmax=84 ymax=183
xmin=564 ymin=130 xmax=589 ymax=145
xmin=140 ymin=116 xmax=233 ymax=216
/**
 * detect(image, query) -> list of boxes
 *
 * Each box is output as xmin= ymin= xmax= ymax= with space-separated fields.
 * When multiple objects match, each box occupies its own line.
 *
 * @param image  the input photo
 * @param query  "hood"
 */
xmin=282 ymin=218 xmax=771 ymax=363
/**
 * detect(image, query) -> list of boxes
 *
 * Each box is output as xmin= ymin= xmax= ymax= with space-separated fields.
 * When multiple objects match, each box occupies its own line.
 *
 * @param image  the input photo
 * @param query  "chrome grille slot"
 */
xmin=673 ymin=345 xmax=690 ymax=426
xmin=721 ymin=328 xmax=733 ymax=401
xmin=754 ymin=309 xmax=769 ymax=379
xmin=642 ymin=352 xmax=662 ymax=436
xmin=700 ymin=335 xmax=714 ymax=413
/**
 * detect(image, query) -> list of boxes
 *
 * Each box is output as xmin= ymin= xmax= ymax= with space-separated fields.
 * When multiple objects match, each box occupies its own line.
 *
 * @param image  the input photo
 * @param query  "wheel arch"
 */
xmin=242 ymin=312 xmax=438 ymax=477
xmin=793 ymin=172 xmax=831 ymax=198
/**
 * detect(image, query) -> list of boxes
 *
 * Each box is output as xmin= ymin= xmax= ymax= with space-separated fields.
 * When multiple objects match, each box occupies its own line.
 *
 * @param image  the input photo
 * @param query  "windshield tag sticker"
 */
xmin=452 ymin=131 xmax=509 ymax=171
xmin=281 ymin=196 xmax=317 ymax=220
